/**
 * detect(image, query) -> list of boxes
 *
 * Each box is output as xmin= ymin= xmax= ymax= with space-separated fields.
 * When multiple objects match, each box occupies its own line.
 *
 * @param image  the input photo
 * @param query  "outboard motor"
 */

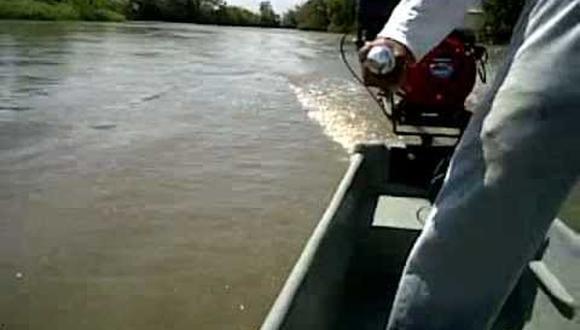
xmin=354 ymin=0 xmax=487 ymax=200
xmin=356 ymin=0 xmax=487 ymax=142
xmin=402 ymin=30 xmax=480 ymax=113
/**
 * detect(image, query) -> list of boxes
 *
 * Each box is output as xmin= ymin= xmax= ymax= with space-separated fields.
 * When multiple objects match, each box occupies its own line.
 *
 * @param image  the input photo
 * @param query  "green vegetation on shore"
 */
xmin=130 ymin=0 xmax=278 ymax=27
xmin=0 ymin=0 xmax=354 ymax=31
xmin=0 ymin=0 xmax=126 ymax=21
xmin=281 ymin=0 xmax=355 ymax=33
xmin=0 ymin=0 xmax=525 ymax=43
xmin=0 ymin=0 xmax=278 ymax=27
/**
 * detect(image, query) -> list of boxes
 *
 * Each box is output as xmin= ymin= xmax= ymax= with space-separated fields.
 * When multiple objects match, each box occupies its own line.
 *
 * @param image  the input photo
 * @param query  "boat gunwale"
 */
xmin=260 ymin=152 xmax=366 ymax=330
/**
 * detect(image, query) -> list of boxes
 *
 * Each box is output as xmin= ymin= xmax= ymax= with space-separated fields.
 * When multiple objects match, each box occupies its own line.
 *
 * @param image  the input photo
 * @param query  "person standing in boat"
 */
xmin=360 ymin=0 xmax=579 ymax=329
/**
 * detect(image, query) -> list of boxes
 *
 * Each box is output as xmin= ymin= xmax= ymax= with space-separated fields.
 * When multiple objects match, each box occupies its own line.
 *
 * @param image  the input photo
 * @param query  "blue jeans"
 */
xmin=386 ymin=0 xmax=580 ymax=328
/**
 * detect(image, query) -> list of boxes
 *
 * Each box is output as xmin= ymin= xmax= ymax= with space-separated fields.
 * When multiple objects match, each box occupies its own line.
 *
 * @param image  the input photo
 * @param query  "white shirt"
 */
xmin=377 ymin=0 xmax=481 ymax=60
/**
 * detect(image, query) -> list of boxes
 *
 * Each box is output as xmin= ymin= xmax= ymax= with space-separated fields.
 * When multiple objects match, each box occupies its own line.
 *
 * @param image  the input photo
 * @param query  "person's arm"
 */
xmin=377 ymin=0 xmax=480 ymax=61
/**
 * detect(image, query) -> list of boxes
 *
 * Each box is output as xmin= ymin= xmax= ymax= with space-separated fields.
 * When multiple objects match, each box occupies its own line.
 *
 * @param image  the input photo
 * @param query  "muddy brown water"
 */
xmin=0 ymin=21 xmax=577 ymax=330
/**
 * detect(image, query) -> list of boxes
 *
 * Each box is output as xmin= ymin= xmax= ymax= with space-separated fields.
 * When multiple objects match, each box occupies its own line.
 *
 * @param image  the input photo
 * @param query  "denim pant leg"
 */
xmin=386 ymin=0 xmax=580 ymax=329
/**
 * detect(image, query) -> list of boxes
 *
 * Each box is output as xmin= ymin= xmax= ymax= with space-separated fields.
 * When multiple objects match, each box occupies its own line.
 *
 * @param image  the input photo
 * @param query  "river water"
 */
xmin=0 ymin=21 xmax=577 ymax=330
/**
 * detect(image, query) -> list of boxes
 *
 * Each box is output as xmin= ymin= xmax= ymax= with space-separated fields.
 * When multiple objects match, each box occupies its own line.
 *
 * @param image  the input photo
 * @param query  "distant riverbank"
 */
xmin=0 ymin=0 xmax=525 ymax=42
xmin=0 ymin=0 xmax=285 ymax=28
xmin=0 ymin=0 xmax=125 ymax=21
xmin=0 ymin=0 xmax=354 ymax=32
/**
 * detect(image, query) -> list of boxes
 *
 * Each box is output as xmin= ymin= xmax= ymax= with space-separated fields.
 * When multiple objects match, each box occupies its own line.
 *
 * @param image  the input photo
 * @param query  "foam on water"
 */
xmin=290 ymin=78 xmax=395 ymax=152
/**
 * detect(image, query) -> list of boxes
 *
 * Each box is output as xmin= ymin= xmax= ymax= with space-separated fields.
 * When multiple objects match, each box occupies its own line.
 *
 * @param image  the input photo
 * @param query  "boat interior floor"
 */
xmin=334 ymin=195 xmax=428 ymax=330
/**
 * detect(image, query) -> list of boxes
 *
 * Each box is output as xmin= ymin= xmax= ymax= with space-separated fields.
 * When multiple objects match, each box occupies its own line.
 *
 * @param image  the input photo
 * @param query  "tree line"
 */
xmin=0 ymin=0 xmax=280 ymax=26
xmin=280 ymin=0 xmax=355 ymax=32
xmin=0 ymin=0 xmax=127 ymax=21
xmin=131 ymin=0 xmax=280 ymax=27
xmin=128 ymin=0 xmax=367 ymax=33
xmin=0 ymin=0 xmax=356 ymax=31
xmin=0 ymin=0 xmax=524 ymax=43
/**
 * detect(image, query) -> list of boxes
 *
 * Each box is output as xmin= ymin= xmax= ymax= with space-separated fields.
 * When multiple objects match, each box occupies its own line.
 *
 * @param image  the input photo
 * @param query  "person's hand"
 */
xmin=358 ymin=38 xmax=415 ymax=91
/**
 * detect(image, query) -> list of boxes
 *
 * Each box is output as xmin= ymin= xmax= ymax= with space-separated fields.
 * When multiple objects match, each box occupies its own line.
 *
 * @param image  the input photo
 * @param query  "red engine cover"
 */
xmin=402 ymin=33 xmax=477 ymax=111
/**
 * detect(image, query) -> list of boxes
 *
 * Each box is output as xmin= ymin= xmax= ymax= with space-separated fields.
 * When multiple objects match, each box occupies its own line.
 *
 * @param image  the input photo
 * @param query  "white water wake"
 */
xmin=290 ymin=78 xmax=395 ymax=152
